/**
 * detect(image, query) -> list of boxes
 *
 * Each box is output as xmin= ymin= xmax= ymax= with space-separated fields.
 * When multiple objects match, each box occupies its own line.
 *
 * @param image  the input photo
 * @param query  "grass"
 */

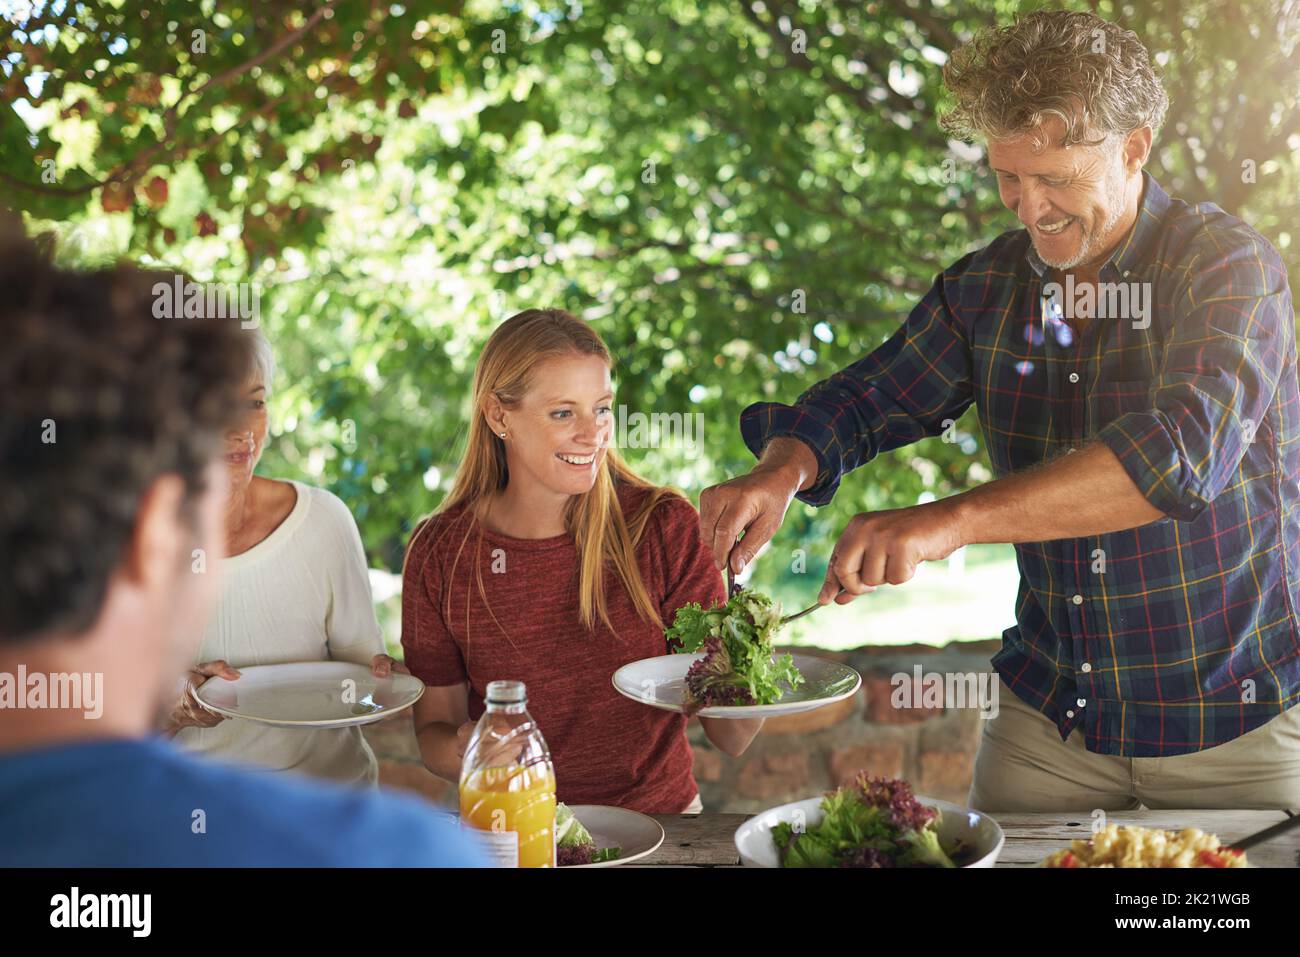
xmin=776 ymin=544 xmax=1020 ymax=650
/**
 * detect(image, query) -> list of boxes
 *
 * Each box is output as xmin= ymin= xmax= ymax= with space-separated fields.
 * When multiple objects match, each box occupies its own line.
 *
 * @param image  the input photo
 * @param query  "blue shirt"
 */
xmin=0 ymin=736 xmax=490 ymax=867
xmin=742 ymin=172 xmax=1300 ymax=757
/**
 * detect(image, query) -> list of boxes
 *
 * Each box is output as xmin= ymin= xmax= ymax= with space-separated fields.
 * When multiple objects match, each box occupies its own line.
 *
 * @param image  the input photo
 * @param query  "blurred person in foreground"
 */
xmin=700 ymin=11 xmax=1300 ymax=811
xmin=0 ymin=216 xmax=487 ymax=866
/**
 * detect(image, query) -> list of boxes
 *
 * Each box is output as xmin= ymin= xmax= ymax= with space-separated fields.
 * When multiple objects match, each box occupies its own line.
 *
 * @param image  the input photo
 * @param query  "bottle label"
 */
xmin=472 ymin=828 xmax=519 ymax=867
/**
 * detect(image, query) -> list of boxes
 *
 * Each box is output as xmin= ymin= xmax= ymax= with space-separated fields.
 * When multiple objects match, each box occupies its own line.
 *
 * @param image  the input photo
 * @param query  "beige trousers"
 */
xmin=968 ymin=679 xmax=1300 ymax=812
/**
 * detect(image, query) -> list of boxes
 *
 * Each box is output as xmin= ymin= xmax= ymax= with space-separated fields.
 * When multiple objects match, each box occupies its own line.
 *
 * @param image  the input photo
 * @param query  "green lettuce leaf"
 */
xmin=555 ymin=802 xmax=593 ymax=848
xmin=666 ymin=588 xmax=805 ymax=708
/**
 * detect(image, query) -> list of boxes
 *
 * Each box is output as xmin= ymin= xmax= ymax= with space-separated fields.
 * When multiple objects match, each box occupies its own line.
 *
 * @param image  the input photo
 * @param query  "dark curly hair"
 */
xmin=940 ymin=10 xmax=1169 ymax=149
xmin=0 ymin=211 xmax=252 ymax=643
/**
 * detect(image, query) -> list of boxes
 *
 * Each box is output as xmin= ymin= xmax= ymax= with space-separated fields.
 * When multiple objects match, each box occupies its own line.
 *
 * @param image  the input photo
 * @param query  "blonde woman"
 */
xmin=402 ymin=309 xmax=762 ymax=814
xmin=162 ymin=329 xmax=398 ymax=786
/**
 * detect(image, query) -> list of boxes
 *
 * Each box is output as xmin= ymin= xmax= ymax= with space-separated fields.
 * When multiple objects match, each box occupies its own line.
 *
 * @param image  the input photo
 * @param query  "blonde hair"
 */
xmin=408 ymin=308 xmax=672 ymax=637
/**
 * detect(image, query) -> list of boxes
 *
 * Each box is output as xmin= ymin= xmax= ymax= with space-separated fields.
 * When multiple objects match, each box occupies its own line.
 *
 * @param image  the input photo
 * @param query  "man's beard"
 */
xmin=1034 ymin=184 xmax=1127 ymax=271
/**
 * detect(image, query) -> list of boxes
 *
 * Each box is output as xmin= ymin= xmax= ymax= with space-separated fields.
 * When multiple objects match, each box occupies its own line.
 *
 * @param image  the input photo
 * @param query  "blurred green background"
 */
xmin=3 ymin=0 xmax=1297 ymax=651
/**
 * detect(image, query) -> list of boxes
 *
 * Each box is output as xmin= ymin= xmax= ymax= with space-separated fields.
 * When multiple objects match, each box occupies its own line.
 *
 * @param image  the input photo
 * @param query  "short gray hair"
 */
xmin=940 ymin=10 xmax=1169 ymax=149
xmin=247 ymin=327 xmax=276 ymax=393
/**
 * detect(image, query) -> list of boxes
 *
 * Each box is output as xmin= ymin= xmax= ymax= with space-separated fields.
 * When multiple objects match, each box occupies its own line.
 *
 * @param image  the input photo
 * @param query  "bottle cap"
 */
xmin=485 ymin=680 xmax=527 ymax=705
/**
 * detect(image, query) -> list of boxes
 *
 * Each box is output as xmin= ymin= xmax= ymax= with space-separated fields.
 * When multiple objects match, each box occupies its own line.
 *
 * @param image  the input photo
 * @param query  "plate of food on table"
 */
xmin=1039 ymin=824 xmax=1249 ymax=868
xmin=612 ymin=588 xmax=861 ymax=718
xmin=556 ymin=802 xmax=664 ymax=867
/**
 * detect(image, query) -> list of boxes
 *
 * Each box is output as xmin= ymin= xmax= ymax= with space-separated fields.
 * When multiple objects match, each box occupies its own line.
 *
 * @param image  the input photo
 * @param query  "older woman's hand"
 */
xmin=370 ymin=653 xmax=409 ymax=678
xmin=163 ymin=660 xmax=241 ymax=736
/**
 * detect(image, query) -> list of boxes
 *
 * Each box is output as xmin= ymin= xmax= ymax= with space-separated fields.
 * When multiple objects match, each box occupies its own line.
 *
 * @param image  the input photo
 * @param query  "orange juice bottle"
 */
xmin=458 ymin=680 xmax=556 ymax=867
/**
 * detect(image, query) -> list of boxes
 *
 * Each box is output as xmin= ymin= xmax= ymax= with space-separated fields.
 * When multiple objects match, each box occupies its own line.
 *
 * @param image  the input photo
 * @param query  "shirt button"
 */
xmin=1069 ymin=372 xmax=1080 ymax=383
xmin=1077 ymin=698 xmax=1087 ymax=708
xmin=1066 ymin=710 xmax=1076 ymax=719
xmin=1071 ymin=594 xmax=1084 ymax=605
xmin=1081 ymin=662 xmax=1092 ymax=673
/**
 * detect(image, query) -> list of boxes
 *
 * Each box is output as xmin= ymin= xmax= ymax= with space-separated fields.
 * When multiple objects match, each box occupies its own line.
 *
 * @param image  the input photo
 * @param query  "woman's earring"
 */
xmin=499 ymin=431 xmax=507 ymax=439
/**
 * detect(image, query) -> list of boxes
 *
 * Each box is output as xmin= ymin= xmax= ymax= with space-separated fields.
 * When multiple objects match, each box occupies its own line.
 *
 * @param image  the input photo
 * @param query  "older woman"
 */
xmin=162 ymin=329 xmax=394 ymax=786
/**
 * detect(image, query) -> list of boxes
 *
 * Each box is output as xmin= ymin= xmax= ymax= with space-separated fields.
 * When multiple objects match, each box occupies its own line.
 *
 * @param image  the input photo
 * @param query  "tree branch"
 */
xmin=1 ymin=0 xmax=349 ymax=198
xmin=737 ymin=0 xmax=934 ymax=139
xmin=876 ymin=0 xmax=965 ymax=51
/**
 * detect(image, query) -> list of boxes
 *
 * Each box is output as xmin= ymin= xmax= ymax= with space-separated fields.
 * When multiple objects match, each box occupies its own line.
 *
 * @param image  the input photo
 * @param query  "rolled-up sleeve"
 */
xmin=1097 ymin=237 xmax=1291 ymax=521
xmin=740 ymin=261 xmax=975 ymax=506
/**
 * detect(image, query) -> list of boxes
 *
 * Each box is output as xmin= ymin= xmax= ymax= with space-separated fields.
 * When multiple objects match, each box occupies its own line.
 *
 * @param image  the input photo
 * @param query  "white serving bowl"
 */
xmin=734 ymin=794 xmax=1005 ymax=868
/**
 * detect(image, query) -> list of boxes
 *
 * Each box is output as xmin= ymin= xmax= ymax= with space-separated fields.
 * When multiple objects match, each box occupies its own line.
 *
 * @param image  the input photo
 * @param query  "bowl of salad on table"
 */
xmin=734 ymin=775 xmax=1005 ymax=868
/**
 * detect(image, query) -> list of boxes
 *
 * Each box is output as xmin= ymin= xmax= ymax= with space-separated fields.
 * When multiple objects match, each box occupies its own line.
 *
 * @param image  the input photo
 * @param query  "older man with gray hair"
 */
xmin=701 ymin=10 xmax=1299 ymax=811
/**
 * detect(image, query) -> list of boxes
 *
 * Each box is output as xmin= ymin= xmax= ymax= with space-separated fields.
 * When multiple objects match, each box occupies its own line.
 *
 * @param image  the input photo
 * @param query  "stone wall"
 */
xmin=363 ymin=638 xmax=1003 ymax=812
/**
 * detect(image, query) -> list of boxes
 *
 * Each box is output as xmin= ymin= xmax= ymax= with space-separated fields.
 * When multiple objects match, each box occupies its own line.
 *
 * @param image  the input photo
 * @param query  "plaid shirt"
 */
xmin=741 ymin=172 xmax=1300 ymax=757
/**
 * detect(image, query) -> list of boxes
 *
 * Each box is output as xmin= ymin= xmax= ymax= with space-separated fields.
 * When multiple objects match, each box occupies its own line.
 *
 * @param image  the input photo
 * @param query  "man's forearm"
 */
xmin=951 ymin=443 xmax=1166 ymax=546
xmin=756 ymin=436 xmax=819 ymax=493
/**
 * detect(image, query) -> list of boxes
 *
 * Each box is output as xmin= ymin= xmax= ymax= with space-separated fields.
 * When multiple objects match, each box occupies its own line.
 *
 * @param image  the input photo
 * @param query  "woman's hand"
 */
xmin=370 ymin=653 xmax=410 ymax=678
xmin=699 ymin=716 xmax=765 ymax=756
xmin=163 ymin=660 xmax=240 ymax=737
xmin=411 ymin=682 xmax=472 ymax=780
xmin=455 ymin=720 xmax=475 ymax=757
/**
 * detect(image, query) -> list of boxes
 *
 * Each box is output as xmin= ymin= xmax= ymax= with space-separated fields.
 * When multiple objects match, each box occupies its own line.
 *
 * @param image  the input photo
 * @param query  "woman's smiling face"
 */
xmin=223 ymin=375 xmax=269 ymax=492
xmin=495 ymin=352 xmax=615 ymax=498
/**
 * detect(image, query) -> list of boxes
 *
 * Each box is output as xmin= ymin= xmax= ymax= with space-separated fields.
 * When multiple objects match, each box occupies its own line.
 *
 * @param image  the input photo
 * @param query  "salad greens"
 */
xmin=665 ymin=589 xmax=804 ymax=713
xmin=772 ymin=775 xmax=960 ymax=868
xmin=556 ymin=803 xmax=621 ymax=865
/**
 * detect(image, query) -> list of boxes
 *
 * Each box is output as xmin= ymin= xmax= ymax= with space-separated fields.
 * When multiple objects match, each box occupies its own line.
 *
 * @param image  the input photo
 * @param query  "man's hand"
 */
xmin=699 ymin=437 xmax=818 ymax=573
xmin=820 ymin=500 xmax=965 ymax=604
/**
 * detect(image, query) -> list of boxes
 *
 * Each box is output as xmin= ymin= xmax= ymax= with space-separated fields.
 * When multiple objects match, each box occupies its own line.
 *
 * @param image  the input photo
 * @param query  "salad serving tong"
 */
xmin=726 ymin=562 xmax=845 ymax=625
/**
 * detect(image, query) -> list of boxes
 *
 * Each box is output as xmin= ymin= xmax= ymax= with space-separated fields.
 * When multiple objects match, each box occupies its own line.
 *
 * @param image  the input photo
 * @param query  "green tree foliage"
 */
xmin=3 ymin=0 xmax=1297 ymax=601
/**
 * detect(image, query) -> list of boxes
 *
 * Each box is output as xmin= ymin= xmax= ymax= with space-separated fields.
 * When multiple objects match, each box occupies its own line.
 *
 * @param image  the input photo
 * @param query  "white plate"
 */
xmin=560 ymin=805 xmax=665 ymax=868
xmin=735 ymin=794 xmax=1005 ymax=868
xmin=194 ymin=661 xmax=424 ymax=728
xmin=612 ymin=652 xmax=861 ymax=718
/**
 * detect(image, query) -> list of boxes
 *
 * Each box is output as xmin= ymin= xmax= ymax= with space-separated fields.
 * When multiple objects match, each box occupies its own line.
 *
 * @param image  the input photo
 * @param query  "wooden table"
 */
xmin=638 ymin=809 xmax=1300 ymax=867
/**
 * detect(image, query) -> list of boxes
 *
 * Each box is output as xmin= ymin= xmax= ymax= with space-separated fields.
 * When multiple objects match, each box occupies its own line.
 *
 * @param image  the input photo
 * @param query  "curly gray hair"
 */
xmin=940 ymin=10 xmax=1169 ymax=150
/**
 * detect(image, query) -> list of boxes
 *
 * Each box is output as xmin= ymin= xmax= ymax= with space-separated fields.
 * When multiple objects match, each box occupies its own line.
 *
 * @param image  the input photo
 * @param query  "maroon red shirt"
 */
xmin=401 ymin=484 xmax=724 ymax=813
